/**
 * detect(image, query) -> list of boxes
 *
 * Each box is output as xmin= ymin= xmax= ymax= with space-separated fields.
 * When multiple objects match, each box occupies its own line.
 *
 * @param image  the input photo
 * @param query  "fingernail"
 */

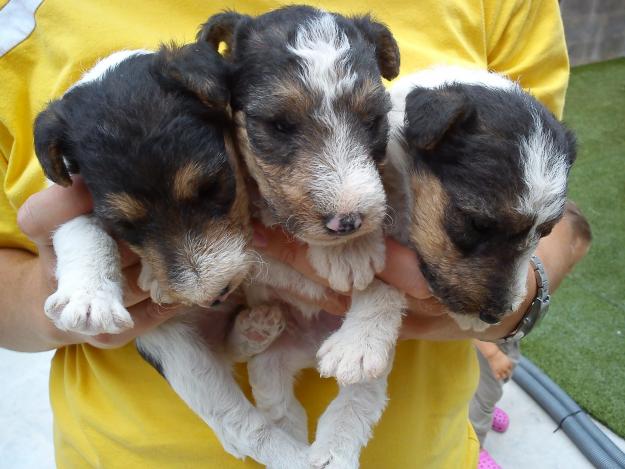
xmin=252 ymin=226 xmax=267 ymax=248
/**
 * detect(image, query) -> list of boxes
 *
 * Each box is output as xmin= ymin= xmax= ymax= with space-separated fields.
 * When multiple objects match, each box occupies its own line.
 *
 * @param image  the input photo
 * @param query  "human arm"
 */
xmin=251 ymin=202 xmax=591 ymax=342
xmin=474 ymin=340 xmax=514 ymax=380
xmin=0 ymin=179 xmax=183 ymax=352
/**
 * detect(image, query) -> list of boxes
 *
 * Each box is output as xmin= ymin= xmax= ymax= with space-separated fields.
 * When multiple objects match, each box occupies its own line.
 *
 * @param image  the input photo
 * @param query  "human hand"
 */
xmin=487 ymin=349 xmax=514 ymax=380
xmin=17 ymin=177 xmax=184 ymax=349
xmin=250 ymin=202 xmax=591 ymax=342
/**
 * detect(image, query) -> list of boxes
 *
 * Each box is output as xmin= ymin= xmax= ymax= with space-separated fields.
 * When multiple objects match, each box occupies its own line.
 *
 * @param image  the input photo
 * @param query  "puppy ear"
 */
xmin=197 ymin=11 xmax=251 ymax=54
xmin=352 ymin=15 xmax=400 ymax=80
xmin=404 ymin=85 xmax=474 ymax=151
xmin=33 ymin=101 xmax=74 ymax=187
xmin=155 ymin=42 xmax=230 ymax=110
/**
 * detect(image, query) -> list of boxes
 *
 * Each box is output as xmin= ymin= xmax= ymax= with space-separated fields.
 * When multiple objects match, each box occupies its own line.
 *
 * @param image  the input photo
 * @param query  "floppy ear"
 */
xmin=154 ymin=42 xmax=230 ymax=110
xmin=33 ymin=100 xmax=74 ymax=187
xmin=404 ymin=85 xmax=474 ymax=151
xmin=352 ymin=15 xmax=400 ymax=80
xmin=197 ymin=11 xmax=251 ymax=54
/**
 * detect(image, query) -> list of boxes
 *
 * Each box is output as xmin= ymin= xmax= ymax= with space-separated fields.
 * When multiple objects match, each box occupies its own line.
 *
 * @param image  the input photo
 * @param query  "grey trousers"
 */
xmin=469 ymin=341 xmax=521 ymax=446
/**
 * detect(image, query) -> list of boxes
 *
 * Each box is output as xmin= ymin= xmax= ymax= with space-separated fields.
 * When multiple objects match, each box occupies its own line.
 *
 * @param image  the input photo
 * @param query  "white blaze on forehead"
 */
xmin=517 ymin=116 xmax=569 ymax=227
xmin=287 ymin=13 xmax=357 ymax=105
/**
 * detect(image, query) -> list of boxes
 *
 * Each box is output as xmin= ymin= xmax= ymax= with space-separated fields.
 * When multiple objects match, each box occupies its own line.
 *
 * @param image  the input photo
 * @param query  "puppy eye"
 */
xmin=365 ymin=115 xmax=384 ymax=131
xmin=116 ymin=219 xmax=135 ymax=232
xmin=470 ymin=218 xmax=496 ymax=235
xmin=272 ymin=119 xmax=296 ymax=134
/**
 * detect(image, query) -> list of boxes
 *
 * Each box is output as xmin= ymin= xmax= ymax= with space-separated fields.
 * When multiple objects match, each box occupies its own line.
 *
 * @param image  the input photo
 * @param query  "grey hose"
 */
xmin=513 ymin=356 xmax=625 ymax=469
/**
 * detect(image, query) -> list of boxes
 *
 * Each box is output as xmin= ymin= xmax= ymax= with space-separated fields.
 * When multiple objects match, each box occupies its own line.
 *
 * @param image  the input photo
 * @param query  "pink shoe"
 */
xmin=491 ymin=407 xmax=510 ymax=433
xmin=478 ymin=449 xmax=502 ymax=469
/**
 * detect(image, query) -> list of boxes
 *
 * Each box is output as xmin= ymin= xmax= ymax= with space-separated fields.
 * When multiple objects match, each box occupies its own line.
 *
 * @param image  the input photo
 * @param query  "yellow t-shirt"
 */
xmin=0 ymin=1 xmax=568 ymax=467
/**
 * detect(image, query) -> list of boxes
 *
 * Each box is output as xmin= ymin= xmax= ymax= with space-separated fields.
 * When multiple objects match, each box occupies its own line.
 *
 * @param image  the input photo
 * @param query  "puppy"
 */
xmin=386 ymin=66 xmax=576 ymax=330
xmin=34 ymin=43 xmax=308 ymax=468
xmin=199 ymin=6 xmax=404 ymax=468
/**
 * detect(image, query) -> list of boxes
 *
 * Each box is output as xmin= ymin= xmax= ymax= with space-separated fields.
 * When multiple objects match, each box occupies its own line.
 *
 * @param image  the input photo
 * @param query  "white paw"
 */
xmin=448 ymin=312 xmax=491 ymax=332
xmin=308 ymin=230 xmax=385 ymax=292
xmin=309 ymin=441 xmax=359 ymax=469
xmin=317 ymin=328 xmax=390 ymax=385
xmin=45 ymin=283 xmax=133 ymax=335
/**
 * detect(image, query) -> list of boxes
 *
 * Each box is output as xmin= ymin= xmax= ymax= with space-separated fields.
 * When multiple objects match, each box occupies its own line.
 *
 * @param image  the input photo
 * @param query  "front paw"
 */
xmin=317 ymin=328 xmax=390 ymax=385
xmin=308 ymin=230 xmax=385 ymax=292
xmin=45 ymin=283 xmax=133 ymax=335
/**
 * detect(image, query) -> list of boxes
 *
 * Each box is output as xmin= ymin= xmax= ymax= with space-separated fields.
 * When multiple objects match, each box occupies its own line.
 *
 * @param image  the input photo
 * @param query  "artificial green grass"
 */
xmin=523 ymin=57 xmax=625 ymax=437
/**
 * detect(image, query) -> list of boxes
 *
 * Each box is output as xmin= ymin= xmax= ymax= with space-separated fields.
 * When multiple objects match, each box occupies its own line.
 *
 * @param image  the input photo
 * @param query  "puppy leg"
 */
xmin=317 ymin=280 xmax=405 ymax=384
xmin=45 ymin=214 xmax=133 ymax=335
xmin=309 ymin=370 xmax=390 ymax=469
xmin=248 ymin=338 xmax=317 ymax=443
xmin=227 ymin=304 xmax=286 ymax=362
xmin=137 ymin=318 xmax=309 ymax=469
xmin=307 ymin=228 xmax=386 ymax=292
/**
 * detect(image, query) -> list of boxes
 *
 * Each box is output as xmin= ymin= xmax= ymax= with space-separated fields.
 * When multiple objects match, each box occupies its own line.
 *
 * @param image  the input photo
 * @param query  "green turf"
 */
xmin=523 ymin=58 xmax=625 ymax=437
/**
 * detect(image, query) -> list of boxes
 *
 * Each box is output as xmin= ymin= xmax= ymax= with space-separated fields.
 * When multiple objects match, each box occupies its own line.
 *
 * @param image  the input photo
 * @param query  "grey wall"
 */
xmin=561 ymin=0 xmax=625 ymax=66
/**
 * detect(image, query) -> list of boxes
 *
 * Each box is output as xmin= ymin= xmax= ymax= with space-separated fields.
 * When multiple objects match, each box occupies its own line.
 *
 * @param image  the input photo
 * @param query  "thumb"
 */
xmin=377 ymin=238 xmax=432 ymax=300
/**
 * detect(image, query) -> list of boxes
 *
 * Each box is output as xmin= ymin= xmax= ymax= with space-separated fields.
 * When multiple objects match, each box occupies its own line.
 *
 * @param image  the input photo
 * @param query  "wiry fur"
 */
xmin=199 ymin=6 xmax=402 ymax=467
xmin=386 ymin=66 xmax=576 ymax=327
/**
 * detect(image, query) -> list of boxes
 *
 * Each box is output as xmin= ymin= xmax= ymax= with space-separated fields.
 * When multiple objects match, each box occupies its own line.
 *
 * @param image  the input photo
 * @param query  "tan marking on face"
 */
xmin=234 ymin=111 xmax=380 ymax=244
xmin=173 ymin=162 xmax=204 ymax=201
xmin=105 ymin=192 xmax=147 ymax=220
xmin=409 ymin=170 xmax=488 ymax=311
xmin=350 ymin=78 xmax=384 ymax=117
xmin=272 ymin=79 xmax=316 ymax=117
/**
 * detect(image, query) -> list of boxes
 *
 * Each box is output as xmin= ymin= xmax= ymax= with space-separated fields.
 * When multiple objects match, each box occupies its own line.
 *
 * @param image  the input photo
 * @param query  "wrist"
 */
xmin=27 ymin=258 xmax=75 ymax=349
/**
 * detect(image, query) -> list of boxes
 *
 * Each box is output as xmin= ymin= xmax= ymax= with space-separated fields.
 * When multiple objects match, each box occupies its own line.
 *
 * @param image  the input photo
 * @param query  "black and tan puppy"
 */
xmin=197 ymin=7 xmax=405 ymax=468
xmin=34 ymin=43 xmax=308 ymax=468
xmin=387 ymin=66 xmax=576 ymax=330
xmin=200 ymin=5 xmax=399 ymax=290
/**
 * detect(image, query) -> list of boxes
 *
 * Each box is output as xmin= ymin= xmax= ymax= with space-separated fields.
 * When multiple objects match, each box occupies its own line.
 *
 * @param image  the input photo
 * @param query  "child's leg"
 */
xmin=469 ymin=349 xmax=504 ymax=446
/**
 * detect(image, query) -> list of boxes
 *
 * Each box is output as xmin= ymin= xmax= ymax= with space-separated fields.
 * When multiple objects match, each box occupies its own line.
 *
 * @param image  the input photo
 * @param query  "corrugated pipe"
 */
xmin=513 ymin=356 xmax=625 ymax=469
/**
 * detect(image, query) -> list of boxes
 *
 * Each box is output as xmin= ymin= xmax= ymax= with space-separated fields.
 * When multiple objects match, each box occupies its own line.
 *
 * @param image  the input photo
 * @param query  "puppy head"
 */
xmin=402 ymin=82 xmax=575 ymax=325
xmin=199 ymin=6 xmax=400 ymax=245
xmin=34 ymin=43 xmax=252 ymax=307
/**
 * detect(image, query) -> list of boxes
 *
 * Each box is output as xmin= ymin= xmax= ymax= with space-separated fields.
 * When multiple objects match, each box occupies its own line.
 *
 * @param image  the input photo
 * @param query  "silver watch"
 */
xmin=497 ymin=255 xmax=550 ymax=344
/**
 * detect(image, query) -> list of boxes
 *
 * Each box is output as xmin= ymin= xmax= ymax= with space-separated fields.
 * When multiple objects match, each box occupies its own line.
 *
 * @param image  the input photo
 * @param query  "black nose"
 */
xmin=479 ymin=311 xmax=502 ymax=325
xmin=325 ymin=213 xmax=363 ymax=235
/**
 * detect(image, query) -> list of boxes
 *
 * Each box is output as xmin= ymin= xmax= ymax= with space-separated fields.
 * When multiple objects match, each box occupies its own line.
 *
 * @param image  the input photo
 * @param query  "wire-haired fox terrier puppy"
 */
xmin=200 ymin=6 xmax=404 ymax=467
xmin=34 ymin=43 xmax=309 ymax=468
xmin=386 ymin=66 xmax=576 ymax=331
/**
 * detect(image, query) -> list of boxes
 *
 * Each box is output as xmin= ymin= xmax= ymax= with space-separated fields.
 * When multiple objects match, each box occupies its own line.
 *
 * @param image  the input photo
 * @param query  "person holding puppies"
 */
xmin=0 ymin=0 xmax=588 ymax=467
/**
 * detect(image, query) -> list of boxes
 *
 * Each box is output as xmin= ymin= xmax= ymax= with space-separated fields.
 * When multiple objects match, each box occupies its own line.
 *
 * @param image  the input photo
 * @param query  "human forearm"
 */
xmin=0 ymin=248 xmax=65 ymax=351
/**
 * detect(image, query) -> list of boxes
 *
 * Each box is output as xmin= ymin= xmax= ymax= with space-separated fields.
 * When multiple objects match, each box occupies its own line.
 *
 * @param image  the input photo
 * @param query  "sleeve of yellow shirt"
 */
xmin=483 ymin=0 xmax=570 ymax=118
